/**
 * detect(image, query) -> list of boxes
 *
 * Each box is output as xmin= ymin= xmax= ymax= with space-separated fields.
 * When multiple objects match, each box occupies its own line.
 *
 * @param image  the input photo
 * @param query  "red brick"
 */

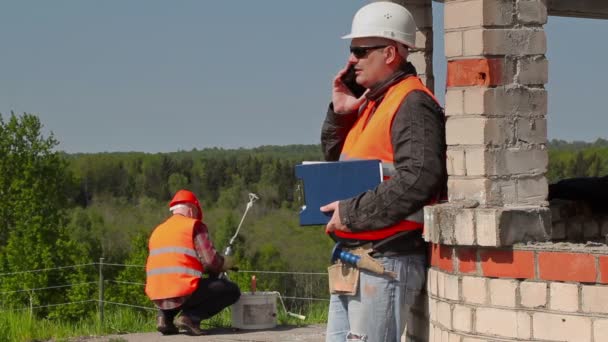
xmin=457 ymin=247 xmax=477 ymax=274
xmin=538 ymin=252 xmax=597 ymax=283
xmin=438 ymin=245 xmax=454 ymax=272
xmin=430 ymin=243 xmax=454 ymax=272
xmin=480 ymin=249 xmax=535 ymax=279
xmin=599 ymin=256 xmax=608 ymax=284
xmin=430 ymin=244 xmax=439 ymax=267
xmin=447 ymin=58 xmax=504 ymax=87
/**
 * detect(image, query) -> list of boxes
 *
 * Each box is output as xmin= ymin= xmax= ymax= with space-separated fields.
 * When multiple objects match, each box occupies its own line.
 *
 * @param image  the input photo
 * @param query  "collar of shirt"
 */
xmin=365 ymin=62 xmax=418 ymax=102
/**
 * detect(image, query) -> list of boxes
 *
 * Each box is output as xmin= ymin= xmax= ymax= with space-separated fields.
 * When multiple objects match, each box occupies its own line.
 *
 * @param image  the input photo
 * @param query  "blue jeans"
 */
xmin=325 ymin=254 xmax=426 ymax=342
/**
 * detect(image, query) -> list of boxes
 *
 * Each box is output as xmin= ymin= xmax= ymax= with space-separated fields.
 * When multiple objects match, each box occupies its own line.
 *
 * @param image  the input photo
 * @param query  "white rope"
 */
xmin=237 ymin=270 xmax=327 ymax=275
xmin=0 ymin=263 xmax=97 ymax=277
xmin=0 ymin=281 xmax=97 ymax=295
xmin=109 ymin=280 xmax=145 ymax=286
xmin=0 ymin=300 xmax=96 ymax=312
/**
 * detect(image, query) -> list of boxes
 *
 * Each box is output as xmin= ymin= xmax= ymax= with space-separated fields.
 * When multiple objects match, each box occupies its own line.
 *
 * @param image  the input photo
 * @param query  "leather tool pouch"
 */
xmin=328 ymin=261 xmax=359 ymax=296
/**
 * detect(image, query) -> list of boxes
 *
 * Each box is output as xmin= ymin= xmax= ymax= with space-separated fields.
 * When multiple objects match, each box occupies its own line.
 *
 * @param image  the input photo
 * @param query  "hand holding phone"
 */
xmin=340 ymin=65 xmax=366 ymax=98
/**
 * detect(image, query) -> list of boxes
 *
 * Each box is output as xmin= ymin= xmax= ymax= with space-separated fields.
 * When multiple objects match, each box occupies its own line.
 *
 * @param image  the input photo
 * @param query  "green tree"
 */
xmin=0 ymin=113 xmax=86 ymax=317
xmin=168 ymin=172 xmax=188 ymax=195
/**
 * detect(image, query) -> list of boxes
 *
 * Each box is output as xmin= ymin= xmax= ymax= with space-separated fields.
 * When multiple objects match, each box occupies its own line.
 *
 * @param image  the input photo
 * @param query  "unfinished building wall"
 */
xmin=423 ymin=0 xmax=608 ymax=341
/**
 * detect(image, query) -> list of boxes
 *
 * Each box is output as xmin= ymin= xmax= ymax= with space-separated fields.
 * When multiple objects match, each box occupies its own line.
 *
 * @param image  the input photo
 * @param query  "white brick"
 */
xmin=444 ymin=0 xmax=513 ymax=29
xmin=489 ymin=278 xmax=518 ymax=307
xmin=437 ymin=269 xmax=446 ymax=298
xmin=533 ymin=312 xmax=591 ymax=342
xmin=444 ymin=273 xmax=460 ymax=301
xmin=462 ymin=276 xmax=486 ymax=304
xmin=445 ymin=89 xmax=464 ymax=116
xmin=454 ymin=209 xmax=475 ymax=245
xmin=464 ymin=87 xmax=548 ymax=116
xmin=441 ymin=329 xmax=449 ymax=342
xmin=517 ymin=311 xmax=532 ymax=340
xmin=448 ymin=178 xmax=500 ymax=208
xmin=549 ymin=282 xmax=579 ymax=312
xmin=445 ymin=31 xmax=463 ymax=58
xmin=463 ymin=29 xmax=546 ymax=56
xmin=520 ymin=281 xmax=547 ymax=308
xmin=448 ymin=332 xmax=461 ymax=342
xmin=594 ymin=319 xmax=608 ymax=342
xmin=446 ymin=117 xmax=509 ymax=146
xmin=452 ymin=305 xmax=472 ymax=333
xmin=475 ymin=209 xmax=499 ymax=246
xmin=429 ymin=297 xmax=438 ymax=322
xmin=464 ymin=148 xmax=547 ymax=177
xmin=437 ymin=300 xmax=452 ymax=329
xmin=462 ymin=147 xmax=485 ymax=176
xmin=446 ymin=148 xmax=466 ymax=176
xmin=476 ymin=307 xmax=522 ymax=338
xmin=428 ymin=268 xmax=438 ymax=296
xmin=582 ymin=285 xmax=608 ymax=314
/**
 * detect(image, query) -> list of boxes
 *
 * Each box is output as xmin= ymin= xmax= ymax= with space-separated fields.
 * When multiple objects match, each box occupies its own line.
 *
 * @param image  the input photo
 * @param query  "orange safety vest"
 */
xmin=145 ymin=215 xmax=204 ymax=300
xmin=335 ymin=75 xmax=440 ymax=241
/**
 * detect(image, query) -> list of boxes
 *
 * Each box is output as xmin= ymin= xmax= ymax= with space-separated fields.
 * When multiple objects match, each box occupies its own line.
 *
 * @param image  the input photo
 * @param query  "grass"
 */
xmin=0 ymin=302 xmax=329 ymax=342
xmin=0 ymin=308 xmax=155 ymax=342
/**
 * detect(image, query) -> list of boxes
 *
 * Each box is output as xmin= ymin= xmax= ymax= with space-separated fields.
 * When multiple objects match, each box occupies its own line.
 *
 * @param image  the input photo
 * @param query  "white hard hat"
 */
xmin=342 ymin=1 xmax=417 ymax=48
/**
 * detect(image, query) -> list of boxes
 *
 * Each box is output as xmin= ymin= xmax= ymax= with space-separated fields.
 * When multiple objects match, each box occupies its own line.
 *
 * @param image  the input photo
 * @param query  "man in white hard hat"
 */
xmin=320 ymin=2 xmax=446 ymax=341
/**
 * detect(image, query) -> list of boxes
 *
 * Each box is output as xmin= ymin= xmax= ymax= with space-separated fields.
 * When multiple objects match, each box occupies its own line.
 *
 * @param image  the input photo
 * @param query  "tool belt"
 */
xmin=328 ymin=245 xmax=395 ymax=295
xmin=327 ymin=261 xmax=360 ymax=296
xmin=327 ymin=230 xmax=426 ymax=295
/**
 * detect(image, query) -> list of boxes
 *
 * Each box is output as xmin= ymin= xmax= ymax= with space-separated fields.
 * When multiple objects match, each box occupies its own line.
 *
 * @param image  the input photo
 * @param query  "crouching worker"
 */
xmin=145 ymin=189 xmax=240 ymax=336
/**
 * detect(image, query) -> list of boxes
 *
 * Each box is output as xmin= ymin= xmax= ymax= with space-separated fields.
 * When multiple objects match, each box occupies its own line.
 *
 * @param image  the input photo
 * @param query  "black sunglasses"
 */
xmin=349 ymin=45 xmax=388 ymax=58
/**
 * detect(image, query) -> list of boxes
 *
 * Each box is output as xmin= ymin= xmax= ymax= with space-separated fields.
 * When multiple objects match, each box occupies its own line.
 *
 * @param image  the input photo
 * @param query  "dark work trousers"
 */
xmin=160 ymin=277 xmax=241 ymax=323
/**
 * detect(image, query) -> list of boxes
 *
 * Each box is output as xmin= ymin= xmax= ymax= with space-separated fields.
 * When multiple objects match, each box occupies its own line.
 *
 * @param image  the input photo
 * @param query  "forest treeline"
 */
xmin=1 ymin=112 xmax=607 ymax=322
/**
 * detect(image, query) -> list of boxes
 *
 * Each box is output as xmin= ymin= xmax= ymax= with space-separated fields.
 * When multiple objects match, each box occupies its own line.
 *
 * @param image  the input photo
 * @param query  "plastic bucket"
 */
xmin=231 ymin=291 xmax=277 ymax=329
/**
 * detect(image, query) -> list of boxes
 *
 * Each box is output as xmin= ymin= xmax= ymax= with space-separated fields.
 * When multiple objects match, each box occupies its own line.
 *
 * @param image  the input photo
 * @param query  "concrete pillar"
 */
xmin=373 ymin=0 xmax=435 ymax=92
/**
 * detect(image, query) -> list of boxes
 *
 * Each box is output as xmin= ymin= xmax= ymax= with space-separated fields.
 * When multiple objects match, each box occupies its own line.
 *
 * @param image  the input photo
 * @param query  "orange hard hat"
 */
xmin=169 ymin=189 xmax=203 ymax=221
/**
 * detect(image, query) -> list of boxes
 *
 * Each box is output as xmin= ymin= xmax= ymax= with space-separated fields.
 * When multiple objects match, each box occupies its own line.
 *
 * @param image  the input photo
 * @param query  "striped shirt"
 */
xmin=153 ymin=221 xmax=224 ymax=310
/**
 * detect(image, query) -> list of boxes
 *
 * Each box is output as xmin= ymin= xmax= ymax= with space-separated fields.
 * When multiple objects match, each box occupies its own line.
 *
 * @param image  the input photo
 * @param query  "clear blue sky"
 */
xmin=0 ymin=1 xmax=606 ymax=153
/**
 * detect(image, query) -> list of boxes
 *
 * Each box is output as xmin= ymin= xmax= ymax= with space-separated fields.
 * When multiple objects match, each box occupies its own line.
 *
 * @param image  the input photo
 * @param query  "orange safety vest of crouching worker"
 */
xmin=145 ymin=214 xmax=204 ymax=300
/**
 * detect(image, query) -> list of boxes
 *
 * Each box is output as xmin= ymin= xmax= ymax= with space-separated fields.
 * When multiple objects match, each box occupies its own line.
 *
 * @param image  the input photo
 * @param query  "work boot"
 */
xmin=156 ymin=315 xmax=178 ymax=335
xmin=175 ymin=315 xmax=207 ymax=336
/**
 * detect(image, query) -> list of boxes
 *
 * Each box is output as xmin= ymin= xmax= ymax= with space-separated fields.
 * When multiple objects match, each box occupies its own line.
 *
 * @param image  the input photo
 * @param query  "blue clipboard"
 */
xmin=295 ymin=159 xmax=383 ymax=226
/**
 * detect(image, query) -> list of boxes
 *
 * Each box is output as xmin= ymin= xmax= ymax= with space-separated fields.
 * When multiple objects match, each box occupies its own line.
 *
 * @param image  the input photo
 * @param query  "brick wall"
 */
xmin=426 ymin=244 xmax=608 ymax=341
xmin=384 ymin=0 xmax=608 ymax=341
xmin=444 ymin=0 xmax=548 ymax=207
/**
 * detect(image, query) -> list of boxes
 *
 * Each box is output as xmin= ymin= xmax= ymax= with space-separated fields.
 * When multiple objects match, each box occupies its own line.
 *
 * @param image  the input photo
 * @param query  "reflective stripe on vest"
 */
xmin=335 ymin=76 xmax=439 ymax=241
xmin=145 ymin=215 xmax=204 ymax=300
xmin=149 ymin=246 xmax=199 ymax=258
xmin=146 ymin=266 xmax=203 ymax=278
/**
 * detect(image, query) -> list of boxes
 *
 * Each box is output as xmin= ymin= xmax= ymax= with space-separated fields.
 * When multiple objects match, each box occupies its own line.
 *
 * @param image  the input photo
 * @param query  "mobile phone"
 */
xmin=340 ymin=65 xmax=366 ymax=98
